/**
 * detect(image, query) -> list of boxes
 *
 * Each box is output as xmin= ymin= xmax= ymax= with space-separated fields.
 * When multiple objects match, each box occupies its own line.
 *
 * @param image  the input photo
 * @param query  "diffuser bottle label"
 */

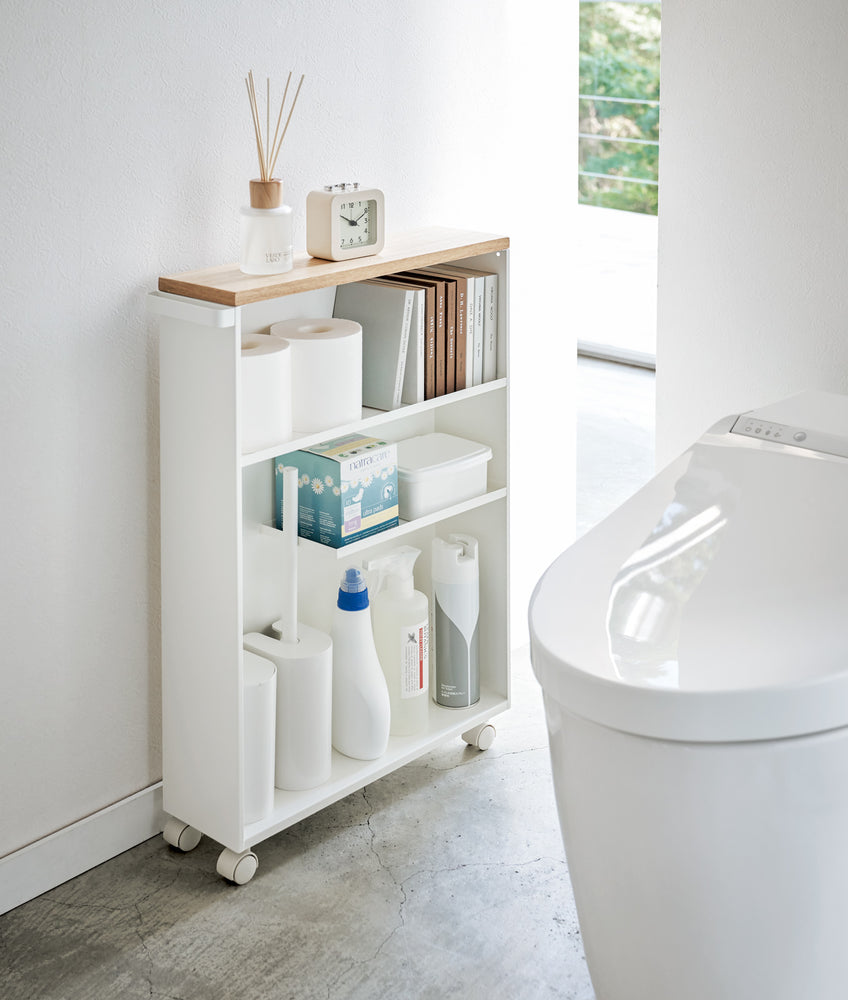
xmin=264 ymin=247 xmax=293 ymax=267
xmin=400 ymin=620 xmax=429 ymax=699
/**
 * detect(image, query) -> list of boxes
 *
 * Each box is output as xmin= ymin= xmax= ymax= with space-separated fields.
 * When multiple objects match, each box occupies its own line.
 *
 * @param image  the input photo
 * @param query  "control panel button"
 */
xmin=730 ymin=415 xmax=848 ymax=458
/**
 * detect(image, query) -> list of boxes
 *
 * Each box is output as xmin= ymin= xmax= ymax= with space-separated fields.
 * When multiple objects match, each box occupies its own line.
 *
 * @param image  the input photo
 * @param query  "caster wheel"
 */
xmin=217 ymin=848 xmax=259 ymax=885
xmin=162 ymin=817 xmax=202 ymax=852
xmin=462 ymin=722 xmax=496 ymax=751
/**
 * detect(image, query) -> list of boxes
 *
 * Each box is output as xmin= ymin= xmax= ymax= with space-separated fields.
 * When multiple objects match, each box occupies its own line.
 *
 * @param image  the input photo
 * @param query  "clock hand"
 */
xmin=340 ymin=215 xmax=357 ymax=226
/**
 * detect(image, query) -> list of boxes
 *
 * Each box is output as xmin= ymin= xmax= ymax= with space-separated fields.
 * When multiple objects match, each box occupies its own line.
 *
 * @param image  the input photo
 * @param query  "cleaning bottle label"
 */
xmin=400 ymin=620 xmax=429 ymax=699
xmin=434 ymin=595 xmax=480 ymax=708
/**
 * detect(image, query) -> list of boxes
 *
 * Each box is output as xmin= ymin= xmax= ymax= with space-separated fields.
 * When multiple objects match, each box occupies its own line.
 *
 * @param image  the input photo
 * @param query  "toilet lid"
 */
xmin=530 ymin=422 xmax=848 ymax=742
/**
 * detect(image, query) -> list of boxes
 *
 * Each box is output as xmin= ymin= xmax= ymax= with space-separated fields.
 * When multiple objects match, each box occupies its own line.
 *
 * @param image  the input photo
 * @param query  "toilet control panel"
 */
xmin=730 ymin=416 xmax=848 ymax=459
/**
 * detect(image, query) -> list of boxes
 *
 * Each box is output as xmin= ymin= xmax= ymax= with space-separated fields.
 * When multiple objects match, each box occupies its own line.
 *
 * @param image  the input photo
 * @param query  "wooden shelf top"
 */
xmin=158 ymin=226 xmax=510 ymax=306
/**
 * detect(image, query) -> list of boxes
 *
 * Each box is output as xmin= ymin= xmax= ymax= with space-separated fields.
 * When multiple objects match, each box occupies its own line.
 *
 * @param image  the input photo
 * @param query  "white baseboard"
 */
xmin=0 ymin=783 xmax=165 ymax=915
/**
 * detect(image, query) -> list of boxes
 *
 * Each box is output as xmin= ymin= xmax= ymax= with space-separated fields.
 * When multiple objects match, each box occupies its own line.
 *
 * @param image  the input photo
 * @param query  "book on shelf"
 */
xmin=422 ymin=266 xmax=470 ymax=391
xmin=400 ymin=271 xmax=446 ymax=398
xmin=443 ymin=276 xmax=457 ymax=393
xmin=338 ymin=263 xmax=497 ymax=408
xmin=429 ymin=264 xmax=498 ymax=383
xmin=333 ymin=280 xmax=413 ymax=411
xmin=367 ymin=276 xmax=427 ymax=404
xmin=408 ymin=267 xmax=456 ymax=396
xmin=482 ymin=269 xmax=498 ymax=382
xmin=454 ymin=276 xmax=468 ymax=391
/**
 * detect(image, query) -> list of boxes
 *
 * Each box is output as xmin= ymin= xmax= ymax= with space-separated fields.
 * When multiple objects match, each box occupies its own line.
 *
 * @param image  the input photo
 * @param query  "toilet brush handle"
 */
xmin=279 ymin=465 xmax=299 ymax=644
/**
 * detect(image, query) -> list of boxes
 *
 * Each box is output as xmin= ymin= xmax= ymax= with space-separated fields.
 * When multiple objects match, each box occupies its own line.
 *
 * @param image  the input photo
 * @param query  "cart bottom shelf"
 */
xmin=164 ymin=691 xmax=508 ymax=883
xmin=245 ymin=691 xmax=508 ymax=847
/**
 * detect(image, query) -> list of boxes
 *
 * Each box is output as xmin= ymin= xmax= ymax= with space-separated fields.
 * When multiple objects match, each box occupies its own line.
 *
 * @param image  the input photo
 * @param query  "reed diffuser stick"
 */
xmin=253 ymin=71 xmax=268 ymax=180
xmin=268 ymin=71 xmax=292 ymax=176
xmin=245 ymin=72 xmax=268 ymax=181
xmin=244 ymin=69 xmax=304 ymax=182
xmin=268 ymin=74 xmax=305 ymax=178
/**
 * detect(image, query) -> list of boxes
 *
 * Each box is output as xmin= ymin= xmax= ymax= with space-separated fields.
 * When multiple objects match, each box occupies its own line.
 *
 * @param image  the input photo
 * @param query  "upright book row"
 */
xmin=333 ymin=263 xmax=499 ymax=411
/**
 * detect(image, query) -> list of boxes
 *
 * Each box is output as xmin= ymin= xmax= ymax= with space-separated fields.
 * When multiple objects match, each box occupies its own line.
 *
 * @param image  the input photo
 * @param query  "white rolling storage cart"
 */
xmin=149 ymin=228 xmax=510 ymax=883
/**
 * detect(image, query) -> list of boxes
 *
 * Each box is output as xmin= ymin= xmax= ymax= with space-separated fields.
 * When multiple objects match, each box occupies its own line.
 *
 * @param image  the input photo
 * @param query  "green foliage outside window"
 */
xmin=579 ymin=2 xmax=661 ymax=215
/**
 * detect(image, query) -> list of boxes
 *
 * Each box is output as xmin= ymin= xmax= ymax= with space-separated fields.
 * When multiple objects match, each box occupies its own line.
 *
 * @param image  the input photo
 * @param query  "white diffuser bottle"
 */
xmin=366 ymin=546 xmax=429 ymax=736
xmin=331 ymin=567 xmax=391 ymax=761
xmin=239 ymin=178 xmax=293 ymax=275
xmin=238 ymin=69 xmax=304 ymax=275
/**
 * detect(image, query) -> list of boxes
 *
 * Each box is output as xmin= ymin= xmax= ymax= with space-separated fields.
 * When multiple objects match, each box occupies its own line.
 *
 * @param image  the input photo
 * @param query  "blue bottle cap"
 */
xmin=337 ymin=567 xmax=369 ymax=611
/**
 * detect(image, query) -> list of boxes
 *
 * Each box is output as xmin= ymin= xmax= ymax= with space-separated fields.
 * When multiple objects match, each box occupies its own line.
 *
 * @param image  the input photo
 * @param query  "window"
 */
xmin=579 ymin=1 xmax=660 ymax=216
xmin=577 ymin=0 xmax=660 ymax=366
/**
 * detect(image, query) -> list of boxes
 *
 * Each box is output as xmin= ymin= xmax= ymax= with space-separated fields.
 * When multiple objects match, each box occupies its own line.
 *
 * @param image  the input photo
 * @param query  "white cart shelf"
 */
xmin=150 ymin=227 xmax=510 ymax=882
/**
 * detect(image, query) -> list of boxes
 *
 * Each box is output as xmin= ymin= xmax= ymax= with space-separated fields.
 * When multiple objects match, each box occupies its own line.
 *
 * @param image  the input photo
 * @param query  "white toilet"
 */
xmin=529 ymin=390 xmax=848 ymax=1000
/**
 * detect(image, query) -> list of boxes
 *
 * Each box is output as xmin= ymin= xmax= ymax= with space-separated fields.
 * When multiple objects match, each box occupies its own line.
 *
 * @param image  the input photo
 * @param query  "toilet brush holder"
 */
xmin=243 ymin=627 xmax=332 ymax=791
xmin=245 ymin=463 xmax=333 ymax=791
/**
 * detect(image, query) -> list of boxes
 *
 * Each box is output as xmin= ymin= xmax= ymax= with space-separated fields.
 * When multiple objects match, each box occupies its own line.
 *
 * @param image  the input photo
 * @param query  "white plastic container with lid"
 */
xmin=396 ymin=432 xmax=492 ymax=520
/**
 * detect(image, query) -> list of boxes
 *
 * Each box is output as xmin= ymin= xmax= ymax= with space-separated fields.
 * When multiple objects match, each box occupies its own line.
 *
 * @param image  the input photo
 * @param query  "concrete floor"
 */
xmin=0 ymin=360 xmax=655 ymax=1000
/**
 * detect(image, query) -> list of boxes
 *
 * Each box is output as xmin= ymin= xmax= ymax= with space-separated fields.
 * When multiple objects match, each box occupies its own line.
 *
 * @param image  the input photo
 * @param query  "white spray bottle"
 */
xmin=431 ymin=533 xmax=480 ymax=708
xmin=366 ymin=546 xmax=429 ymax=737
xmin=331 ymin=567 xmax=391 ymax=760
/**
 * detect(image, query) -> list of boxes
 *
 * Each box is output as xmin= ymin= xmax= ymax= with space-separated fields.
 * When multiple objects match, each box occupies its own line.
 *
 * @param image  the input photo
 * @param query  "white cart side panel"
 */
xmin=159 ymin=312 xmax=244 ymax=851
xmin=451 ymin=248 xmax=510 ymax=695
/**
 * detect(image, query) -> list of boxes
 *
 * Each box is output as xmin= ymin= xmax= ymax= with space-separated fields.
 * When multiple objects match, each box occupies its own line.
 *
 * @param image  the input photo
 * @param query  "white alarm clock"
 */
xmin=306 ymin=183 xmax=385 ymax=261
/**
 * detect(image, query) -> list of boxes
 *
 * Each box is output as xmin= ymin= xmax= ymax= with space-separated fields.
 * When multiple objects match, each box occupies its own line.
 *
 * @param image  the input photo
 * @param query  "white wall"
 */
xmin=657 ymin=0 xmax=848 ymax=467
xmin=0 ymin=2 xmax=575 ymax=859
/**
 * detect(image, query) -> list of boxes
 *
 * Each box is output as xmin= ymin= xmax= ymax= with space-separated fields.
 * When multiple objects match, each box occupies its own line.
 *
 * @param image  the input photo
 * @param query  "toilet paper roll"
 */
xmin=244 ymin=625 xmax=334 ymax=792
xmin=269 ymin=318 xmax=362 ymax=433
xmin=241 ymin=333 xmax=292 ymax=453
xmin=243 ymin=650 xmax=277 ymax=824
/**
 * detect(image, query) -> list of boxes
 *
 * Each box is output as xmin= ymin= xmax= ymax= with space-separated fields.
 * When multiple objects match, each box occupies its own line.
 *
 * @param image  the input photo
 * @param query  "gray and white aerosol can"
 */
xmin=431 ymin=533 xmax=480 ymax=708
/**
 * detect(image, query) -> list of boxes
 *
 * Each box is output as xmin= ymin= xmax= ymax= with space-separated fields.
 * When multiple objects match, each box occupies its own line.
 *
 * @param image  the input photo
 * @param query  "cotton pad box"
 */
xmin=396 ymin=433 xmax=492 ymax=520
xmin=276 ymin=434 xmax=398 ymax=548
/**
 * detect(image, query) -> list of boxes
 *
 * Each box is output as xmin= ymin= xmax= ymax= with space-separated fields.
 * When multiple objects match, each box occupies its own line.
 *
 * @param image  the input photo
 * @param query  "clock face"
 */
xmin=337 ymin=199 xmax=377 ymax=250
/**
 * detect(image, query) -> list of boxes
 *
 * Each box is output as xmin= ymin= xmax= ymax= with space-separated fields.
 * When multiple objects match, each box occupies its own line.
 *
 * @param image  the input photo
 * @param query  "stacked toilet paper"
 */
xmin=240 ymin=334 xmax=292 ymax=453
xmin=240 ymin=319 xmax=363 ymax=452
xmin=270 ymin=318 xmax=362 ymax=432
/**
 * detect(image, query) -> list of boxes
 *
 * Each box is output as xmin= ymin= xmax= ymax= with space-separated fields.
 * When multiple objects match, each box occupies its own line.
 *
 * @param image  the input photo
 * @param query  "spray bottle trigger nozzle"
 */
xmin=365 ymin=545 xmax=421 ymax=595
